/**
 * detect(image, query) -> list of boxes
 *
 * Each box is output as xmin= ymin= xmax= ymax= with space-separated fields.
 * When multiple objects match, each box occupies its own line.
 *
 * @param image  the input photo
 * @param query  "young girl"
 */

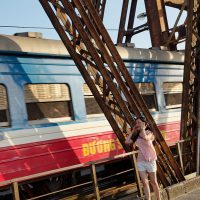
xmin=125 ymin=117 xmax=161 ymax=200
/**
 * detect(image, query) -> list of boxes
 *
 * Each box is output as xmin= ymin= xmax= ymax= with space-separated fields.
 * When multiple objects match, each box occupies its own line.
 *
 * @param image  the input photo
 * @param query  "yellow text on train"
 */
xmin=82 ymin=139 xmax=123 ymax=157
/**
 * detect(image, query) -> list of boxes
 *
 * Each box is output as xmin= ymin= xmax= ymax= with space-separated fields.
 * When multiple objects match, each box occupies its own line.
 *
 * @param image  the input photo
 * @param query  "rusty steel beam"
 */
xmin=39 ymin=0 xmax=143 ymax=196
xmin=144 ymin=0 xmax=173 ymax=49
xmin=117 ymin=0 xmax=184 ymax=49
xmin=165 ymin=0 xmax=187 ymax=9
xmin=144 ymin=0 xmax=163 ymax=48
xmin=40 ymin=0 xmax=185 ymax=192
xmin=165 ymin=0 xmax=184 ymax=4
xmin=180 ymin=0 xmax=200 ymax=174
xmin=92 ymin=0 xmax=106 ymax=20
xmin=165 ymin=1 xmax=187 ymax=47
xmin=124 ymin=23 xmax=149 ymax=38
xmin=157 ymin=0 xmax=170 ymax=41
xmin=117 ymin=0 xmax=138 ymax=44
xmin=72 ymin=0 xmax=185 ymax=185
xmin=125 ymin=0 xmax=137 ymax=43
xmin=117 ymin=0 xmax=129 ymax=44
xmin=157 ymin=0 xmax=177 ymax=50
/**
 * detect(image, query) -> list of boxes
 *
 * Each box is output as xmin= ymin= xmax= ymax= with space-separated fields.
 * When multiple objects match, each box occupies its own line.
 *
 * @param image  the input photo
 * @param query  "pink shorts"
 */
xmin=137 ymin=161 xmax=157 ymax=173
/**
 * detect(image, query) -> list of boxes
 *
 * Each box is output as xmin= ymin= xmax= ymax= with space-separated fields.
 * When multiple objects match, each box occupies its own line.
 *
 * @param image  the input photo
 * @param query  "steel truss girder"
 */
xmin=92 ymin=0 xmax=106 ymax=20
xmin=165 ymin=0 xmax=186 ymax=9
xmin=117 ymin=0 xmax=187 ymax=50
xmin=39 ymin=0 xmax=185 ymax=192
xmin=180 ymin=0 xmax=200 ymax=174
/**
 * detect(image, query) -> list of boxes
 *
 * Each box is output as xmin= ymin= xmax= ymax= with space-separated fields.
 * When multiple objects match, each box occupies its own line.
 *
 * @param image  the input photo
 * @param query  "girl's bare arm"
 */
xmin=125 ymin=128 xmax=135 ymax=144
xmin=139 ymin=129 xmax=154 ymax=141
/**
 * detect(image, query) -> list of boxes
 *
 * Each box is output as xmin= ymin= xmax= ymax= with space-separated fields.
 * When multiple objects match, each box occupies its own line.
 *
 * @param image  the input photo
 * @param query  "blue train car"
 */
xmin=0 ymin=33 xmax=184 ymax=182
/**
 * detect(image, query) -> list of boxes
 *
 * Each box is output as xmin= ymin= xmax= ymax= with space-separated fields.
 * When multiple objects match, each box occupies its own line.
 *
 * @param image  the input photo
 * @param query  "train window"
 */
xmin=24 ymin=84 xmax=73 ymax=124
xmin=83 ymin=84 xmax=103 ymax=117
xmin=0 ymin=85 xmax=9 ymax=127
xmin=163 ymin=82 xmax=182 ymax=109
xmin=135 ymin=83 xmax=158 ymax=111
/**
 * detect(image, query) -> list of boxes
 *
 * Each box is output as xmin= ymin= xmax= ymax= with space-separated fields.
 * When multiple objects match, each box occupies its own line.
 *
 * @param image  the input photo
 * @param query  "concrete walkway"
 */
xmin=174 ymin=188 xmax=200 ymax=200
xmin=117 ymin=188 xmax=200 ymax=200
xmin=117 ymin=175 xmax=200 ymax=200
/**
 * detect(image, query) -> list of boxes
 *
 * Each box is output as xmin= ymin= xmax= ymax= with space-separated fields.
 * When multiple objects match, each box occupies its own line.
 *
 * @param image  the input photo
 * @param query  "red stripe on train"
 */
xmin=0 ymin=122 xmax=180 ymax=182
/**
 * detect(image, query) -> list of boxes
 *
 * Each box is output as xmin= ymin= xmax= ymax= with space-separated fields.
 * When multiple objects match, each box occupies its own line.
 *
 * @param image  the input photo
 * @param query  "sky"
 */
xmin=0 ymin=0 xmax=186 ymax=49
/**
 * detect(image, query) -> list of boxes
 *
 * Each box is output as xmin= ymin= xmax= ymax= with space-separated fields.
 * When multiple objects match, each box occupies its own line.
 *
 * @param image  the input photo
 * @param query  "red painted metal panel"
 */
xmin=0 ymin=121 xmax=180 ymax=182
xmin=0 ymin=131 xmax=124 ymax=181
xmin=159 ymin=121 xmax=180 ymax=145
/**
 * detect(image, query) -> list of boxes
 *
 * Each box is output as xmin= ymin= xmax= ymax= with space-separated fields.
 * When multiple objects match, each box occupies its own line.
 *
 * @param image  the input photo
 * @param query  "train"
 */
xmin=0 ymin=32 xmax=184 ymax=185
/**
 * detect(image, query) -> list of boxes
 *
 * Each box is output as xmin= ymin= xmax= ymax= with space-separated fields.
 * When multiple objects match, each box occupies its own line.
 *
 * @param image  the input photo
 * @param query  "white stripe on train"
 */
xmin=0 ymin=111 xmax=181 ymax=148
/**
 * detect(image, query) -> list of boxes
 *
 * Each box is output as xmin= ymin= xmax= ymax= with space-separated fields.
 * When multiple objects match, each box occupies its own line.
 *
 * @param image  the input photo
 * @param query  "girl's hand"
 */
xmin=139 ymin=121 xmax=146 ymax=130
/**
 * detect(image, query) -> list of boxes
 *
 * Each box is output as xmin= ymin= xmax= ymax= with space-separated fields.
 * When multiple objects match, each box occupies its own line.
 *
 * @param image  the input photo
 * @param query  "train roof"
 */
xmin=0 ymin=34 xmax=184 ymax=63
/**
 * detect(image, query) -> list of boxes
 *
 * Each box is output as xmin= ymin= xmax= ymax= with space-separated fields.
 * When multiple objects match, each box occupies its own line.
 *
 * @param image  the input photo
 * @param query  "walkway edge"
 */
xmin=160 ymin=175 xmax=200 ymax=199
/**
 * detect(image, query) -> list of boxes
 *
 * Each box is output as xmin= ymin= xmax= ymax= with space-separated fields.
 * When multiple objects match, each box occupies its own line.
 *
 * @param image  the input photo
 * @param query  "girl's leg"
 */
xmin=148 ymin=172 xmax=161 ymax=200
xmin=139 ymin=171 xmax=151 ymax=200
